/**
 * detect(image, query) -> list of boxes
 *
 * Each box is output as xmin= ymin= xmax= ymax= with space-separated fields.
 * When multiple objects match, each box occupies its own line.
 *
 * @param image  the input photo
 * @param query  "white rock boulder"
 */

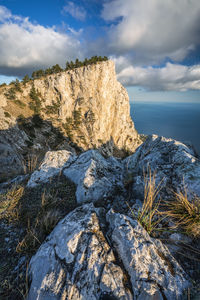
xmin=27 ymin=150 xmax=76 ymax=188
xmin=107 ymin=209 xmax=190 ymax=300
xmin=63 ymin=150 xmax=124 ymax=204
xmin=27 ymin=203 xmax=132 ymax=300
xmin=124 ymin=135 xmax=200 ymax=199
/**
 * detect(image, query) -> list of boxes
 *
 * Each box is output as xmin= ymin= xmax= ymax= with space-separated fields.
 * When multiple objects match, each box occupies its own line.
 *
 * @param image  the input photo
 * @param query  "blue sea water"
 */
xmin=130 ymin=101 xmax=200 ymax=155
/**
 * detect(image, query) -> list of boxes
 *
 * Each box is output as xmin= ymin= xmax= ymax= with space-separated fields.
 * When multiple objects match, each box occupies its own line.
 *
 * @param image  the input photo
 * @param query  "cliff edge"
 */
xmin=0 ymin=60 xmax=141 ymax=182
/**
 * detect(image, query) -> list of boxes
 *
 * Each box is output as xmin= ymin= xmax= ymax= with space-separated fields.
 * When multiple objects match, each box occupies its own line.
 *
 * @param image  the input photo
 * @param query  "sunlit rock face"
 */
xmin=123 ymin=134 xmax=200 ymax=199
xmin=27 ymin=204 xmax=133 ymax=300
xmin=0 ymin=60 xmax=141 ymax=182
xmin=30 ymin=60 xmax=141 ymax=152
xmin=27 ymin=204 xmax=189 ymax=300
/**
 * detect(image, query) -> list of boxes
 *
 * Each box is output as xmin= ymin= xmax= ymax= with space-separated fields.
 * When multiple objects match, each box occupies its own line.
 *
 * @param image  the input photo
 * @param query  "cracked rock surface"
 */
xmin=123 ymin=135 xmax=200 ymax=199
xmin=27 ymin=203 xmax=132 ymax=300
xmin=63 ymin=150 xmax=124 ymax=204
xmin=107 ymin=209 xmax=189 ymax=300
xmin=27 ymin=150 xmax=77 ymax=188
xmin=27 ymin=204 xmax=189 ymax=300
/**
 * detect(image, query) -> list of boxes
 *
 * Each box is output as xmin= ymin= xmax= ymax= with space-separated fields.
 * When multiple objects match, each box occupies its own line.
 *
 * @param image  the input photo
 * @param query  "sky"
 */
xmin=0 ymin=0 xmax=200 ymax=102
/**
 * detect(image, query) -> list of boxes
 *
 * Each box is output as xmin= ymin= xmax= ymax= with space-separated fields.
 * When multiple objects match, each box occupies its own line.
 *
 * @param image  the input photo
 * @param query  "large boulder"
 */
xmin=63 ymin=150 xmax=124 ymax=204
xmin=123 ymin=135 xmax=200 ymax=199
xmin=107 ymin=209 xmax=190 ymax=300
xmin=27 ymin=203 xmax=132 ymax=300
xmin=27 ymin=150 xmax=76 ymax=188
xmin=27 ymin=203 xmax=190 ymax=300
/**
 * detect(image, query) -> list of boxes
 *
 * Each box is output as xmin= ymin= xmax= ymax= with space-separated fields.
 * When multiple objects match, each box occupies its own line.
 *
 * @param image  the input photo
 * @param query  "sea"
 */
xmin=130 ymin=101 xmax=200 ymax=156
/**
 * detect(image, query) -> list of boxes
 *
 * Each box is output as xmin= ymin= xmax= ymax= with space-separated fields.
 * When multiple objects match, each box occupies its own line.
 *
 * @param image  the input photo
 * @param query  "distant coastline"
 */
xmin=130 ymin=101 xmax=200 ymax=156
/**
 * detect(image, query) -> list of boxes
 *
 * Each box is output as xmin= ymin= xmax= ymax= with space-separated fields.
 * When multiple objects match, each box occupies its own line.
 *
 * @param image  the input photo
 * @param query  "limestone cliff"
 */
xmin=0 ymin=60 xmax=141 ymax=182
xmin=25 ymin=60 xmax=140 ymax=150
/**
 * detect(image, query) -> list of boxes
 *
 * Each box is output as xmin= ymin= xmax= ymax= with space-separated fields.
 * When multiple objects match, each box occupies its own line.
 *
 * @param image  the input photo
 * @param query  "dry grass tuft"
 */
xmin=15 ymin=175 xmax=77 ymax=254
xmin=0 ymin=186 xmax=24 ymax=222
xmin=162 ymin=188 xmax=200 ymax=237
xmin=128 ymin=166 xmax=164 ymax=234
xmin=21 ymin=153 xmax=39 ymax=174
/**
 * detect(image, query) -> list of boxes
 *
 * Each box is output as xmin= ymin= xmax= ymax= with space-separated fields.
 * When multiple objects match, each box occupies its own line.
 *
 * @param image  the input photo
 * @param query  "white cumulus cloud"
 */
xmin=102 ymin=0 xmax=200 ymax=64
xmin=0 ymin=6 xmax=82 ymax=76
xmin=117 ymin=63 xmax=200 ymax=91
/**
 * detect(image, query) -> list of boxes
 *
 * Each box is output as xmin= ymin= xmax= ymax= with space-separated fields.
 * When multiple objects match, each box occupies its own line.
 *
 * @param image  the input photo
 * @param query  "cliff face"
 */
xmin=27 ymin=60 xmax=141 ymax=151
xmin=0 ymin=60 xmax=141 ymax=182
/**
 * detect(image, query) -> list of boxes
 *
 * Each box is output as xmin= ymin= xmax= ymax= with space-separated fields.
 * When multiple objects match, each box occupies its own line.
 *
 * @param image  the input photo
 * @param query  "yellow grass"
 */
xmin=128 ymin=165 xmax=164 ymax=234
xmin=21 ymin=153 xmax=39 ymax=174
xmin=162 ymin=187 xmax=200 ymax=237
xmin=0 ymin=186 xmax=24 ymax=221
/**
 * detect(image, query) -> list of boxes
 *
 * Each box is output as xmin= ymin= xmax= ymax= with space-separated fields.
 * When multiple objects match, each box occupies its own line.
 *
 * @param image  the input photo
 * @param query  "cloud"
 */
xmin=0 ymin=6 xmax=82 ymax=76
xmin=117 ymin=63 xmax=200 ymax=91
xmin=62 ymin=2 xmax=86 ymax=21
xmin=0 ymin=6 xmax=11 ymax=22
xmin=102 ymin=0 xmax=200 ymax=64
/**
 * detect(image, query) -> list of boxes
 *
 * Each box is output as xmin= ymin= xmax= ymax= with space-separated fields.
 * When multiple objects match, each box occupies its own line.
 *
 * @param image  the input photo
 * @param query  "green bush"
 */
xmin=4 ymin=111 xmax=11 ymax=118
xmin=32 ymin=69 xmax=44 ymax=79
xmin=73 ymin=108 xmax=82 ymax=129
xmin=22 ymin=75 xmax=30 ymax=85
xmin=13 ymin=99 xmax=26 ymax=108
xmin=29 ymin=84 xmax=42 ymax=114
xmin=0 ymin=83 xmax=7 ymax=87
xmin=65 ymin=56 xmax=108 ymax=71
xmin=44 ymin=98 xmax=61 ymax=115
xmin=4 ymin=87 xmax=16 ymax=100
xmin=13 ymin=79 xmax=22 ymax=92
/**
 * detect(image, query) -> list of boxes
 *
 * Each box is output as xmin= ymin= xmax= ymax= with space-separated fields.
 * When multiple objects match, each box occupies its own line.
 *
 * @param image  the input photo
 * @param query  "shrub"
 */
xmin=32 ymin=69 xmax=44 ymax=79
xmin=22 ymin=74 xmax=30 ymax=85
xmin=65 ymin=56 xmax=108 ymax=71
xmin=4 ymin=87 xmax=16 ymax=100
xmin=44 ymin=98 xmax=60 ymax=115
xmin=13 ymin=99 xmax=26 ymax=108
xmin=4 ymin=111 xmax=11 ymax=118
xmin=32 ymin=114 xmax=44 ymax=127
xmin=161 ymin=188 xmax=200 ymax=237
xmin=17 ymin=114 xmax=26 ymax=123
xmin=63 ymin=117 xmax=73 ymax=140
xmin=29 ymin=84 xmax=42 ymax=114
xmin=13 ymin=79 xmax=22 ymax=92
xmin=73 ymin=108 xmax=82 ymax=129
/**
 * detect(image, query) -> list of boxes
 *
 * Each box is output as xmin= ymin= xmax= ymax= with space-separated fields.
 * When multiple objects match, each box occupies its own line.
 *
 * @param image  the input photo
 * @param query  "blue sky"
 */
xmin=0 ymin=0 xmax=200 ymax=102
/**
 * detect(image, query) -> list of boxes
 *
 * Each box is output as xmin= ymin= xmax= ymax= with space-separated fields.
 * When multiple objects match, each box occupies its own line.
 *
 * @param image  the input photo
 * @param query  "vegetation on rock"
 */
xmin=28 ymin=56 xmax=109 ymax=80
xmin=162 ymin=188 xmax=200 ymax=237
xmin=29 ymin=84 xmax=42 ymax=114
xmin=0 ymin=175 xmax=77 ymax=299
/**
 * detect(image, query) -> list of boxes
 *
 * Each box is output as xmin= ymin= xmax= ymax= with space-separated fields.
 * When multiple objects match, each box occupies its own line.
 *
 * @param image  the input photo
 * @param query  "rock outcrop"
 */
xmin=27 ymin=150 xmax=77 ymax=188
xmin=107 ymin=209 xmax=189 ymax=300
xmin=1 ymin=61 xmax=200 ymax=300
xmin=29 ymin=60 xmax=141 ymax=152
xmin=27 ymin=204 xmax=133 ymax=300
xmin=123 ymin=134 xmax=200 ymax=199
xmin=63 ymin=150 xmax=124 ymax=204
xmin=1 ymin=135 xmax=200 ymax=299
xmin=27 ymin=135 xmax=200 ymax=206
xmin=0 ymin=60 xmax=141 ymax=182
xmin=28 ymin=149 xmax=124 ymax=204
xmin=27 ymin=204 xmax=189 ymax=300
